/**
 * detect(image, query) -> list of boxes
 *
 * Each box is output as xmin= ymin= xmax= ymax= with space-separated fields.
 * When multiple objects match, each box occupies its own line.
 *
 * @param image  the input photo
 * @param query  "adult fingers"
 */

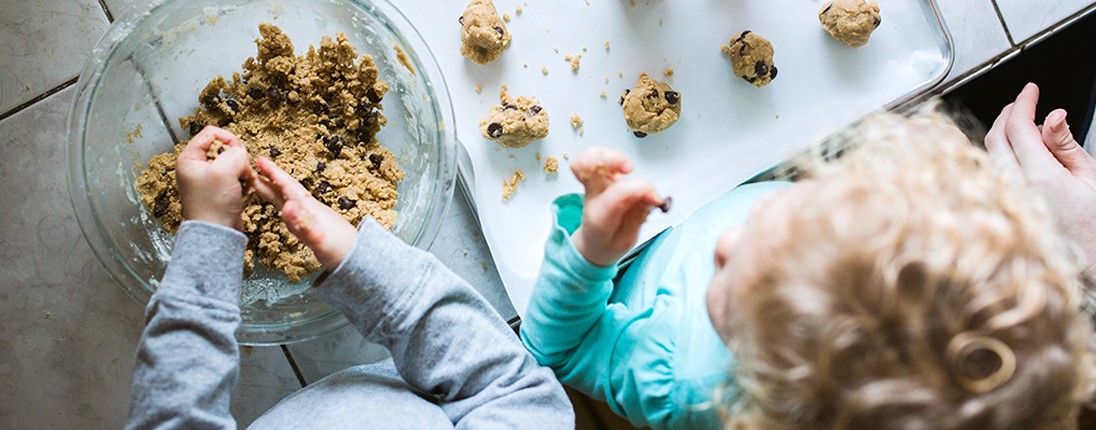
xmin=1006 ymin=83 xmax=1061 ymax=173
xmin=1041 ymin=109 xmax=1096 ymax=176
xmin=985 ymin=103 xmax=1020 ymax=171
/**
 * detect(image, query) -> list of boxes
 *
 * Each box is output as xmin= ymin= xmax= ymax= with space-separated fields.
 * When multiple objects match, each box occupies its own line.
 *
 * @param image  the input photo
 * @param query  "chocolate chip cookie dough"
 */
xmin=460 ymin=0 xmax=512 ymax=64
xmin=722 ymin=31 xmax=778 ymax=88
xmin=481 ymin=85 xmax=549 ymax=148
xmin=819 ymin=0 xmax=881 ymax=48
xmin=619 ymin=73 xmax=681 ymax=137
xmin=137 ymin=23 xmax=404 ymax=282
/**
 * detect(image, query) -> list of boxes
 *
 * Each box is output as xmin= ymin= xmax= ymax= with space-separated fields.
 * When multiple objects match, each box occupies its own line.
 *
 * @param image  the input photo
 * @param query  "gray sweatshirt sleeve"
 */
xmin=126 ymin=221 xmax=246 ymax=430
xmin=311 ymin=219 xmax=574 ymax=430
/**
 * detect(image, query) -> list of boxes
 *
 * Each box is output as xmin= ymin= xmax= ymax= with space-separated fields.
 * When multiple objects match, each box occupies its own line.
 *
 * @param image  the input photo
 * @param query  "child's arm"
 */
xmin=126 ymin=127 xmax=254 ymax=430
xmin=520 ymin=148 xmax=661 ymax=398
xmin=250 ymin=159 xmax=574 ymax=429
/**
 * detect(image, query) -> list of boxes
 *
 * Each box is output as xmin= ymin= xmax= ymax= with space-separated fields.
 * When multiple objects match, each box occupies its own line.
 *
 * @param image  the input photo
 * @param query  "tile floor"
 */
xmin=1 ymin=0 xmax=1093 ymax=428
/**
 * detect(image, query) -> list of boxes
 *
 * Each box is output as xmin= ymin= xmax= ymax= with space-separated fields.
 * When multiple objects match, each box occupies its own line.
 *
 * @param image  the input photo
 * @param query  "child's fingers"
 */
xmin=179 ymin=126 xmax=242 ymax=162
xmin=584 ymin=178 xmax=659 ymax=238
xmin=571 ymin=148 xmax=633 ymax=197
xmin=211 ymin=146 xmax=254 ymax=181
xmin=255 ymin=157 xmax=311 ymax=203
xmin=1006 ymin=83 xmax=1061 ymax=173
xmin=985 ymin=103 xmax=1020 ymax=171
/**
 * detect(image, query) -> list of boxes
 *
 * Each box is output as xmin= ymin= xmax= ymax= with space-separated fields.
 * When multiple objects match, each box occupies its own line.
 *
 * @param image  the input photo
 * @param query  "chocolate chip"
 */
xmin=745 ymin=75 xmax=758 ymax=83
xmin=202 ymin=96 xmax=221 ymax=110
xmin=269 ymin=146 xmax=281 ymax=159
xmin=312 ymin=103 xmax=329 ymax=115
xmin=266 ymin=87 xmax=281 ymax=101
xmin=739 ymin=43 xmax=748 ymax=56
xmin=633 ymin=131 xmax=648 ymax=138
xmin=315 ymin=161 xmax=326 ymax=173
xmin=769 ymin=66 xmax=778 ymax=79
xmin=502 ymin=102 xmax=517 ymax=110
xmin=494 ymin=26 xmax=505 ymax=36
xmin=657 ymin=196 xmax=673 ymax=213
xmin=356 ymin=129 xmax=373 ymax=144
xmin=754 ymin=61 xmax=769 ymax=78
xmin=459 ymin=15 xmax=464 ymax=25
xmin=188 ymin=122 xmax=202 ymax=136
xmin=317 ymin=180 xmax=332 ymax=193
xmin=335 ymin=118 xmax=346 ymax=128
xmin=647 ymin=89 xmax=659 ymax=99
xmin=365 ymin=88 xmax=382 ymax=104
xmin=619 ymin=89 xmax=630 ymax=106
xmin=530 ymin=105 xmax=542 ymax=114
xmin=874 ymin=16 xmax=881 ymax=27
xmin=337 ymin=197 xmax=356 ymax=210
xmin=152 ymin=200 xmax=168 ymax=217
xmin=369 ymin=153 xmax=383 ymax=170
xmin=487 ymin=122 xmax=504 ymax=138
xmin=300 ymin=177 xmax=314 ymax=189
xmin=736 ymin=30 xmax=752 ymax=43
xmin=822 ymin=4 xmax=832 ymax=15
xmin=325 ymin=136 xmax=343 ymax=156
xmin=226 ymin=99 xmax=240 ymax=112
xmin=664 ymin=91 xmax=679 ymax=104
xmin=248 ymin=86 xmax=265 ymax=100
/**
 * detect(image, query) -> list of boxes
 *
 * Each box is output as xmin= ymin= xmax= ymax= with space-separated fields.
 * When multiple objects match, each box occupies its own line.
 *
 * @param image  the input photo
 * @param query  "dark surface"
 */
xmin=943 ymin=14 xmax=1096 ymax=144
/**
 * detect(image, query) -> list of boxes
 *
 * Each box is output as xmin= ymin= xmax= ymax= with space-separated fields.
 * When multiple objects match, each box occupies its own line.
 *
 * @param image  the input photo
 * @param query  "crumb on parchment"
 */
xmin=502 ymin=170 xmax=526 ymax=200
xmin=563 ymin=152 xmax=570 ymax=160
xmin=599 ymin=91 xmax=607 ymax=98
xmin=541 ymin=66 xmax=549 ymax=75
xmin=544 ymin=156 xmax=559 ymax=174
xmin=664 ymin=68 xmax=674 ymax=77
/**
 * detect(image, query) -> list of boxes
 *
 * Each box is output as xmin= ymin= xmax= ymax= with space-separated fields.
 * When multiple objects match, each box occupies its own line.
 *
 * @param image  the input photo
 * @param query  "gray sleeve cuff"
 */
xmin=159 ymin=220 xmax=248 ymax=306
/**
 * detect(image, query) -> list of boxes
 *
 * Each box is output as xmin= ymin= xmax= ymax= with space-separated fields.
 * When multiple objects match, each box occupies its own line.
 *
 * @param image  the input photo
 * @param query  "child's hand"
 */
xmin=570 ymin=148 xmax=662 ymax=267
xmin=176 ymin=126 xmax=255 ymax=231
xmin=249 ymin=157 xmax=358 ymax=271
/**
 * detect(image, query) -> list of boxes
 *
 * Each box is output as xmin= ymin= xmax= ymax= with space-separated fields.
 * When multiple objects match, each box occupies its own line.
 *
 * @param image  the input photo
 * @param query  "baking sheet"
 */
xmin=395 ymin=0 xmax=952 ymax=315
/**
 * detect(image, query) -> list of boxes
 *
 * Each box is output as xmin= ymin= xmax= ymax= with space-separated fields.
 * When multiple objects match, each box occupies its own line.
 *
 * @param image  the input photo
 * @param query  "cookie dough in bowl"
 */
xmin=67 ymin=0 xmax=457 ymax=345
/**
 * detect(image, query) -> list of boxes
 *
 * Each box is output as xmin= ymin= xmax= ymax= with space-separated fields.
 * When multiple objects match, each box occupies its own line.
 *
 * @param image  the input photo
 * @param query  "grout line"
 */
xmin=0 ymin=77 xmax=78 ymax=123
xmin=989 ymin=0 xmax=1017 ymax=46
xmin=98 ymin=0 xmax=115 ymax=23
xmin=280 ymin=345 xmax=310 ymax=388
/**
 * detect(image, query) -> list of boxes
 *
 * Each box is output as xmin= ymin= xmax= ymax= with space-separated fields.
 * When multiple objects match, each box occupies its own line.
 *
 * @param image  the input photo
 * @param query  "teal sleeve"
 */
xmin=519 ymin=194 xmax=639 ymax=414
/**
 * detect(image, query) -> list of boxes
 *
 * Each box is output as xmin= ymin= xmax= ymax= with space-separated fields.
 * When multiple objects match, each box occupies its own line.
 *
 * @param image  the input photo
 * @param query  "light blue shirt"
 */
xmin=520 ymin=181 xmax=793 ymax=429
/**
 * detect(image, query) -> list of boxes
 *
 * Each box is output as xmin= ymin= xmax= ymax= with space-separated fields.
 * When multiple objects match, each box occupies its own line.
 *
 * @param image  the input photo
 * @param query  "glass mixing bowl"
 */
xmin=67 ymin=0 xmax=457 ymax=345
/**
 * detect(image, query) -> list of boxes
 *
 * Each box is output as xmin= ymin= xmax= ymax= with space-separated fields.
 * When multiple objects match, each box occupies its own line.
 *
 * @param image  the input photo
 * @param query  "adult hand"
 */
xmin=985 ymin=83 xmax=1096 ymax=275
xmin=176 ymin=126 xmax=254 ymax=231
xmin=249 ymin=157 xmax=358 ymax=270
xmin=570 ymin=148 xmax=663 ymax=267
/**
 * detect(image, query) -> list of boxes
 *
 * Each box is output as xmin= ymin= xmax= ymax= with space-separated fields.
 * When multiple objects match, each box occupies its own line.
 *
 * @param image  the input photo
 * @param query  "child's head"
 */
xmin=707 ymin=110 xmax=1095 ymax=429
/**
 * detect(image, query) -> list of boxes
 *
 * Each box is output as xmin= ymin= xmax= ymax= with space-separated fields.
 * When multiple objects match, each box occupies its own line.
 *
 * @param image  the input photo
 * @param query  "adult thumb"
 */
xmin=1042 ymin=109 xmax=1095 ymax=174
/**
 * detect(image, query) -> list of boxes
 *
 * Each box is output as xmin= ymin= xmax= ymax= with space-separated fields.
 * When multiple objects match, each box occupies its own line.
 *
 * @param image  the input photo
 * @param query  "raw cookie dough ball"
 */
xmin=819 ymin=0 xmax=881 ymax=48
xmin=619 ymin=73 xmax=681 ymax=137
xmin=460 ymin=0 xmax=512 ymax=64
xmin=481 ymin=86 xmax=549 ymax=148
xmin=722 ymin=31 xmax=778 ymax=88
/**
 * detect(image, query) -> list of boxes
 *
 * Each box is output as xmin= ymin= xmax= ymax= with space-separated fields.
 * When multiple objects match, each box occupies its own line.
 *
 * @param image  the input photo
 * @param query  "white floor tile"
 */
xmin=935 ymin=0 xmax=1013 ymax=86
xmin=996 ymin=0 xmax=1096 ymax=43
xmin=0 ymin=0 xmax=109 ymax=114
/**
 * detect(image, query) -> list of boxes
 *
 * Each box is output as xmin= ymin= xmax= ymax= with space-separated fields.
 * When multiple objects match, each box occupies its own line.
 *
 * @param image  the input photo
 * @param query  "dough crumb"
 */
xmin=502 ymin=170 xmax=526 ymax=200
xmin=663 ymin=68 xmax=674 ymax=77
xmin=541 ymin=66 xmax=549 ymax=75
xmin=563 ymin=152 xmax=570 ymax=160
xmin=599 ymin=91 xmax=607 ymax=98
xmin=503 ymin=12 xmax=510 ymax=22
xmin=582 ymin=46 xmax=588 ymax=52
xmin=604 ymin=40 xmax=610 ymax=51
xmin=395 ymin=44 xmax=416 ymax=76
xmin=536 ymin=152 xmax=542 ymax=161
xmin=570 ymin=113 xmax=584 ymax=129
xmin=618 ymin=71 xmax=623 ymax=78
xmin=516 ymin=6 xmax=522 ymax=14
xmin=475 ymin=84 xmax=483 ymax=93
xmin=544 ymin=156 xmax=559 ymax=174
xmin=553 ymin=47 xmax=560 ymax=54
xmin=568 ymin=54 xmax=581 ymax=71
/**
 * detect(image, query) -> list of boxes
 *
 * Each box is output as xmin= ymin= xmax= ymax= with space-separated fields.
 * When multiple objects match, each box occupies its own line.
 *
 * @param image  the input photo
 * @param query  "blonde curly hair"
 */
xmin=720 ymin=110 xmax=1095 ymax=429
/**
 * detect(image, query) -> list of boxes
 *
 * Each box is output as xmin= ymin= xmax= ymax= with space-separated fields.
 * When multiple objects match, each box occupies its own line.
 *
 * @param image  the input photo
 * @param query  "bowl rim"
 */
xmin=66 ymin=0 xmax=459 ymax=346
